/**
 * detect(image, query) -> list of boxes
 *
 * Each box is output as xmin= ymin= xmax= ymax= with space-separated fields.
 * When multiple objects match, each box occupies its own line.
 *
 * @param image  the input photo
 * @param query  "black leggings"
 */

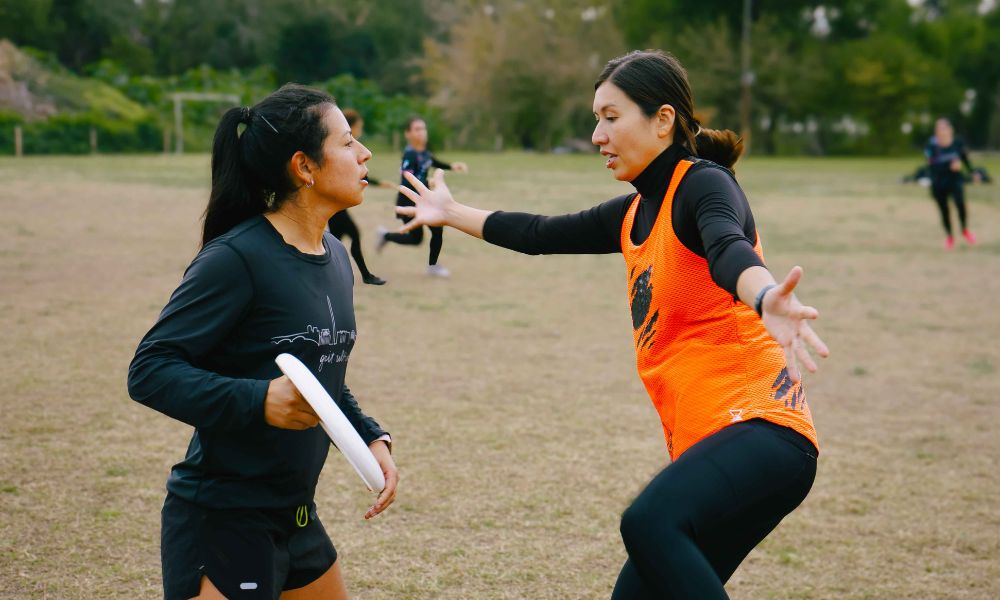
xmin=611 ymin=419 xmax=817 ymax=599
xmin=931 ymin=182 xmax=967 ymax=236
xmin=328 ymin=211 xmax=374 ymax=278
xmin=384 ymin=214 xmax=444 ymax=266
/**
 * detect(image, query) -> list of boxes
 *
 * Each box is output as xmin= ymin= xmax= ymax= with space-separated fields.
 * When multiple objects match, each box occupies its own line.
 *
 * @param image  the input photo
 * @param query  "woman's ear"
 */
xmin=288 ymin=150 xmax=314 ymax=186
xmin=656 ymin=105 xmax=676 ymax=140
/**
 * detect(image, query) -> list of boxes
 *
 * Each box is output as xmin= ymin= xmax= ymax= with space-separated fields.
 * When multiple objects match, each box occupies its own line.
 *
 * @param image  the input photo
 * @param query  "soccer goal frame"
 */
xmin=171 ymin=92 xmax=241 ymax=154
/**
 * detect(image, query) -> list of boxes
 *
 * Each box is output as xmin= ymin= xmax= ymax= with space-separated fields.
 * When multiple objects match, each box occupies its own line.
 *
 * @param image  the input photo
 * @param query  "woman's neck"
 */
xmin=265 ymin=201 xmax=329 ymax=255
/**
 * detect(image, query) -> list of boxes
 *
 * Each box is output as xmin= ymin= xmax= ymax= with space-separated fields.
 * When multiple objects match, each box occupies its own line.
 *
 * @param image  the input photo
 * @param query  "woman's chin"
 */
xmin=610 ymin=167 xmax=631 ymax=182
xmin=346 ymin=191 xmax=365 ymax=207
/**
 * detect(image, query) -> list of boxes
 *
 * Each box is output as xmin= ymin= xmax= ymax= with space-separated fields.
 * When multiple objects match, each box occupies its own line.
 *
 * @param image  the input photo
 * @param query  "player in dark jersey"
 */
xmin=925 ymin=118 xmax=980 ymax=249
xmin=128 ymin=85 xmax=398 ymax=600
xmin=375 ymin=116 xmax=468 ymax=277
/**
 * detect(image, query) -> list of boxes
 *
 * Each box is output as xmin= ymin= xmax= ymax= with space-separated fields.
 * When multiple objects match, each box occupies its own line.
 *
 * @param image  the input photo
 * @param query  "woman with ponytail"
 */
xmin=128 ymin=84 xmax=398 ymax=600
xmin=396 ymin=50 xmax=828 ymax=598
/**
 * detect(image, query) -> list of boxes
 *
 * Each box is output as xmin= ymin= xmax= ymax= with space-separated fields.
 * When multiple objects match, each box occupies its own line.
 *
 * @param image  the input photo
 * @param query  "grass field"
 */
xmin=1 ymin=150 xmax=998 ymax=599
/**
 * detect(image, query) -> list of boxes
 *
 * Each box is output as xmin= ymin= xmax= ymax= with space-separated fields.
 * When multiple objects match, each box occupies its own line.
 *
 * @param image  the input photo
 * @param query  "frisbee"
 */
xmin=275 ymin=353 xmax=385 ymax=493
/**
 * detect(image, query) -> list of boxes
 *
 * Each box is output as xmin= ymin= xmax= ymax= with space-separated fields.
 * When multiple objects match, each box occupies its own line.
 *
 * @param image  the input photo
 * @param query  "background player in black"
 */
xmin=376 ymin=116 xmax=468 ymax=277
xmin=926 ymin=117 xmax=980 ymax=249
xmin=128 ymin=85 xmax=398 ymax=600
xmin=327 ymin=109 xmax=392 ymax=285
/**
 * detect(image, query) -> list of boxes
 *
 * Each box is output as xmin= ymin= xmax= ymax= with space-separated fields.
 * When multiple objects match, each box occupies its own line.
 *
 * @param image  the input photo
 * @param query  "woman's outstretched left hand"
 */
xmin=760 ymin=266 xmax=830 ymax=383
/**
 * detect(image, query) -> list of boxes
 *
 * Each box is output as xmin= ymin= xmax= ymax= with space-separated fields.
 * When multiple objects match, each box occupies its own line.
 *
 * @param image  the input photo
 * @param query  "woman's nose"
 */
xmin=592 ymin=124 xmax=607 ymax=146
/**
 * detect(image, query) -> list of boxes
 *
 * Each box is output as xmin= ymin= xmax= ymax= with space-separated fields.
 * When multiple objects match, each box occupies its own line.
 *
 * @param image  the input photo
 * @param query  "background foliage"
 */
xmin=0 ymin=0 xmax=998 ymax=154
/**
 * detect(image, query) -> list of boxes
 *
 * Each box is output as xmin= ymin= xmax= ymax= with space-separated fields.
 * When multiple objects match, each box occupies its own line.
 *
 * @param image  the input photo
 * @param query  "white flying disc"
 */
xmin=275 ymin=353 xmax=385 ymax=493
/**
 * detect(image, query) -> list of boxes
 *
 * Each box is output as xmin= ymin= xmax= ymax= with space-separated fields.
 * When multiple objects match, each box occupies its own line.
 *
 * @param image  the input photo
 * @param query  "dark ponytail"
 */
xmin=595 ymin=50 xmax=744 ymax=170
xmin=202 ymin=83 xmax=336 ymax=247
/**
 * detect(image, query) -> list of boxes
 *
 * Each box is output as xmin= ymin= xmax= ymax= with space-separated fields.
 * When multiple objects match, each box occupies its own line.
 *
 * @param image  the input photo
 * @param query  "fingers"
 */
xmin=365 ymin=465 xmax=398 ymax=520
xmin=402 ymin=171 xmax=430 ymax=195
xmin=366 ymin=477 xmax=397 ymax=519
xmin=785 ymin=347 xmax=803 ymax=383
xmin=794 ymin=339 xmax=818 ymax=374
xmin=780 ymin=266 xmax=803 ymax=296
xmin=397 ymin=184 xmax=421 ymax=204
xmin=395 ymin=206 xmax=416 ymax=217
xmin=286 ymin=405 xmax=320 ymax=429
xmin=780 ymin=343 xmax=802 ymax=383
xmin=430 ymin=168 xmax=451 ymax=193
xmin=800 ymin=322 xmax=830 ymax=358
xmin=792 ymin=304 xmax=819 ymax=321
xmin=398 ymin=219 xmax=422 ymax=234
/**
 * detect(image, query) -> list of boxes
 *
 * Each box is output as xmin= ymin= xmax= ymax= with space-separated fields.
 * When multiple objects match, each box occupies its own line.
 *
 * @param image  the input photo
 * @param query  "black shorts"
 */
xmin=161 ymin=494 xmax=338 ymax=600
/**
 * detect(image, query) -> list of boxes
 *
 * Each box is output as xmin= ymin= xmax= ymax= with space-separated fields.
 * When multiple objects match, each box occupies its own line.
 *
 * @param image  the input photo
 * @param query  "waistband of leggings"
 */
xmin=744 ymin=418 xmax=817 ymax=457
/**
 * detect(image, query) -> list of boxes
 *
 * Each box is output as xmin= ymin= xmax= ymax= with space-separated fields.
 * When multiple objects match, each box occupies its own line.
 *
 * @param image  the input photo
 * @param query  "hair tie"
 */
xmin=240 ymin=106 xmax=253 ymax=125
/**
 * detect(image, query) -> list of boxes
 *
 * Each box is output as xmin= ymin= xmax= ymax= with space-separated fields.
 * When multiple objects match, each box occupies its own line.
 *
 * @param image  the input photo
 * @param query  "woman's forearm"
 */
xmin=444 ymin=202 xmax=494 ymax=239
xmin=735 ymin=265 xmax=777 ymax=311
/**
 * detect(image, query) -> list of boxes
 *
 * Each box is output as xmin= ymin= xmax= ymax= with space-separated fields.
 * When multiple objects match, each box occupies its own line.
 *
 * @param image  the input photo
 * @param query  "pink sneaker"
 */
xmin=945 ymin=236 xmax=955 ymax=250
xmin=962 ymin=229 xmax=977 ymax=245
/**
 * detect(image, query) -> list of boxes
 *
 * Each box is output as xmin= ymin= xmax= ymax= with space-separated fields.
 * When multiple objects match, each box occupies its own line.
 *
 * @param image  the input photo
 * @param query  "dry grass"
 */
xmin=1 ymin=150 xmax=998 ymax=599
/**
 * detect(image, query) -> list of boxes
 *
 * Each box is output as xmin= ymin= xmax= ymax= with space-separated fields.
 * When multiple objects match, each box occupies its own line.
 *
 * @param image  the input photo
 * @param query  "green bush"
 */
xmin=316 ymin=73 xmax=449 ymax=148
xmin=20 ymin=113 xmax=163 ymax=155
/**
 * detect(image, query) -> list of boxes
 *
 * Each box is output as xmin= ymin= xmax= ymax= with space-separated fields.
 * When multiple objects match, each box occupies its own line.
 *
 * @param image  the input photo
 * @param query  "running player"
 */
xmin=327 ymin=109 xmax=391 ymax=285
xmin=376 ymin=116 xmax=468 ymax=277
xmin=128 ymin=84 xmax=399 ymax=600
xmin=396 ymin=51 xmax=828 ymax=599
xmin=925 ymin=117 xmax=980 ymax=249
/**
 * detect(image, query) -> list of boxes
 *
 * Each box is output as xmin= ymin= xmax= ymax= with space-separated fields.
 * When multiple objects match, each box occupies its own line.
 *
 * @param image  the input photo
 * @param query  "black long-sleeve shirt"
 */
xmin=128 ymin=216 xmax=386 ymax=509
xmin=397 ymin=144 xmax=452 ymax=206
xmin=482 ymin=144 xmax=764 ymax=295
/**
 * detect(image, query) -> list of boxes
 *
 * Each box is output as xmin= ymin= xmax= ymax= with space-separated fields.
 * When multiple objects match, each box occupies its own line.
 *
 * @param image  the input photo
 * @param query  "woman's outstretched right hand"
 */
xmin=396 ymin=169 xmax=456 ymax=231
xmin=396 ymin=169 xmax=493 ymax=239
xmin=264 ymin=376 xmax=320 ymax=430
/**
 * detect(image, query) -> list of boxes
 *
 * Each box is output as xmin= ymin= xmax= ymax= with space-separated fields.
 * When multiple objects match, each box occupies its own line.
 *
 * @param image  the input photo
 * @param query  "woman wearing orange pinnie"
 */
xmin=395 ymin=50 xmax=829 ymax=598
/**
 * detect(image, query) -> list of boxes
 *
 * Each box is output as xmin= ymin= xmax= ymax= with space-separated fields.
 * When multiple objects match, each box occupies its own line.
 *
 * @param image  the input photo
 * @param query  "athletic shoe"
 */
xmin=944 ymin=236 xmax=955 ymax=250
xmin=374 ymin=226 xmax=389 ymax=253
xmin=426 ymin=264 xmax=451 ymax=278
xmin=962 ymin=229 xmax=977 ymax=245
xmin=362 ymin=274 xmax=387 ymax=285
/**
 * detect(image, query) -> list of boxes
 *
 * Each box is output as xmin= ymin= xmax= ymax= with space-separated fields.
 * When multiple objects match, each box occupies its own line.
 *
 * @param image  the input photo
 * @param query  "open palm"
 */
xmin=761 ymin=266 xmax=830 ymax=382
xmin=395 ymin=170 xmax=454 ymax=232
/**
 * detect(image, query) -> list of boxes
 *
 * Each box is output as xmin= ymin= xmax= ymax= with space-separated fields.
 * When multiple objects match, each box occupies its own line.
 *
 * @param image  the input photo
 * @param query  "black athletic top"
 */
xmin=482 ymin=144 xmax=765 ymax=296
xmin=128 ymin=216 xmax=387 ymax=509
xmin=397 ymin=144 xmax=452 ymax=207
xmin=925 ymin=136 xmax=973 ymax=187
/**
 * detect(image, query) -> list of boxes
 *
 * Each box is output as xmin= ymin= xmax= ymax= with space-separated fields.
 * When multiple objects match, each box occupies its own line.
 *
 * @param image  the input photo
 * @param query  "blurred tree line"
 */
xmin=1 ymin=0 xmax=998 ymax=154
